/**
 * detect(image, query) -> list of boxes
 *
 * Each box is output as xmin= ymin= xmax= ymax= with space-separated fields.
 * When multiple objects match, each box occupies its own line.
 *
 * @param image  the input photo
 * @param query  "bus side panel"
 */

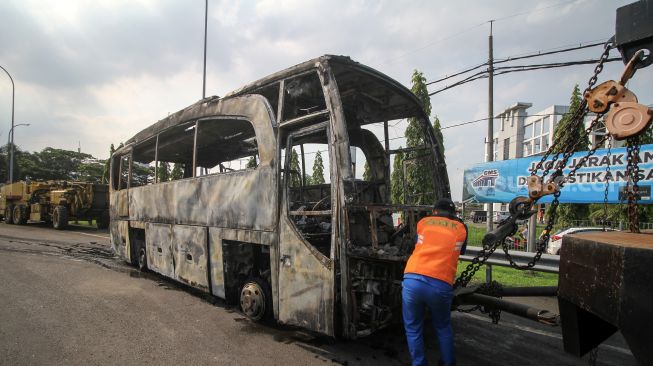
xmin=128 ymin=167 xmax=276 ymax=231
xmin=278 ymin=216 xmax=334 ymax=336
xmin=145 ymin=223 xmax=175 ymax=279
xmin=110 ymin=220 xmax=130 ymax=262
xmin=172 ymin=225 xmax=209 ymax=292
xmin=208 ymin=228 xmax=226 ymax=299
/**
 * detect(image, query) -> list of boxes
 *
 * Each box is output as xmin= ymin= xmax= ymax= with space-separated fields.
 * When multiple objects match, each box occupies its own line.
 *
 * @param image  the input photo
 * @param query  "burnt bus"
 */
xmin=110 ymin=55 xmax=449 ymax=338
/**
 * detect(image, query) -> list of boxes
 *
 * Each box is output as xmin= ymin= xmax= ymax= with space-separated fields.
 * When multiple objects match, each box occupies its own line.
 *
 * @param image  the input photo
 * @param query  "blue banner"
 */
xmin=462 ymin=144 xmax=653 ymax=204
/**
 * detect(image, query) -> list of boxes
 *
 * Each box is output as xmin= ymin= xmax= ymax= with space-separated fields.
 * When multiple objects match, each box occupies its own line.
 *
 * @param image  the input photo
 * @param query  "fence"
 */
xmin=460 ymin=246 xmax=560 ymax=284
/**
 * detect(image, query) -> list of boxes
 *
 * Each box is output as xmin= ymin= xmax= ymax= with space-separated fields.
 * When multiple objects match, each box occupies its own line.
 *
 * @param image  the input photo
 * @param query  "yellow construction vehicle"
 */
xmin=0 ymin=180 xmax=109 ymax=230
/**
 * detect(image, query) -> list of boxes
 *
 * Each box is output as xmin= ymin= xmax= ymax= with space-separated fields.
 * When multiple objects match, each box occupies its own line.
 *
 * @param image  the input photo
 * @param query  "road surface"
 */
xmin=0 ymin=222 xmax=637 ymax=365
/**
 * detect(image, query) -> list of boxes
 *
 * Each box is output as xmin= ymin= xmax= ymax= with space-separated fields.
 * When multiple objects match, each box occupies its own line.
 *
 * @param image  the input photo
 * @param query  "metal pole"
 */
xmin=527 ymin=212 xmax=537 ymax=252
xmin=486 ymin=21 xmax=494 ymax=233
xmin=202 ymin=0 xmax=208 ymax=99
xmin=0 ymin=65 xmax=15 ymax=183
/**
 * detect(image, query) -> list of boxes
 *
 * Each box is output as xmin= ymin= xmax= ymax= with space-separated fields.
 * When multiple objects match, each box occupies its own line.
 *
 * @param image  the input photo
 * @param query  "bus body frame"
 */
xmin=110 ymin=55 xmax=449 ymax=339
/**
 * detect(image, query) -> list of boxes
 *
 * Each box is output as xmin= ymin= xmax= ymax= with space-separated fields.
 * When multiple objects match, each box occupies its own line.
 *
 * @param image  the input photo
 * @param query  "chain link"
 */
xmin=603 ymin=137 xmax=612 ymax=231
xmin=532 ymin=41 xmax=613 ymax=179
xmin=452 ymin=40 xmax=617 ymax=320
xmin=626 ymin=135 xmax=641 ymax=233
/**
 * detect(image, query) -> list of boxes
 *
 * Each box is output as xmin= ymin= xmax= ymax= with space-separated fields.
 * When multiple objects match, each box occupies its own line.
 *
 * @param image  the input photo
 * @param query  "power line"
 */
xmin=428 ymin=57 xmax=621 ymax=96
xmin=440 ymin=113 xmax=568 ymax=130
xmin=493 ymin=41 xmax=608 ymax=65
xmin=426 ymin=39 xmax=608 ymax=87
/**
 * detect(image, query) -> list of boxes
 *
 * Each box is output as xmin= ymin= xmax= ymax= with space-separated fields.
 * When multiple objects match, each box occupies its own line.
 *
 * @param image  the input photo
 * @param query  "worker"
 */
xmin=402 ymin=197 xmax=468 ymax=366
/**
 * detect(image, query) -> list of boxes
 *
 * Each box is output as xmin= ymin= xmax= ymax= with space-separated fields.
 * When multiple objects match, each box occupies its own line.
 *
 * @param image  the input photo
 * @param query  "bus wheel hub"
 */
xmin=240 ymin=282 xmax=265 ymax=320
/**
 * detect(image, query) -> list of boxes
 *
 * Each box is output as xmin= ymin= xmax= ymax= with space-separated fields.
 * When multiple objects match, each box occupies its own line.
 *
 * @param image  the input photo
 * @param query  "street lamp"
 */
xmin=6 ymin=123 xmax=29 ymax=182
xmin=0 ymin=65 xmax=15 ymax=183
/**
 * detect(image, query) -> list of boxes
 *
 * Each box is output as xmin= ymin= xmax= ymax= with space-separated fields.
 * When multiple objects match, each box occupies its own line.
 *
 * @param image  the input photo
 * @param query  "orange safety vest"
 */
xmin=404 ymin=214 xmax=468 ymax=285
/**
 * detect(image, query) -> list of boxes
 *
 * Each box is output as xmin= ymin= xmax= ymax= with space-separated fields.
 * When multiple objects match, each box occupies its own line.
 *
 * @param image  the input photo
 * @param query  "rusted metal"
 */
xmin=558 ymin=231 xmax=653 ymax=365
xmin=458 ymin=293 xmax=559 ymax=326
xmin=526 ymin=176 xmax=559 ymax=200
xmin=584 ymin=80 xmax=637 ymax=113
xmin=604 ymin=101 xmax=652 ymax=140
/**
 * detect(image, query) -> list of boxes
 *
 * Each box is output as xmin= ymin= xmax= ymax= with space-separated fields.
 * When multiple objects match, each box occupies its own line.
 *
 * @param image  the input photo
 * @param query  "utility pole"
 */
xmin=202 ymin=0 xmax=208 ymax=99
xmin=486 ymin=20 xmax=494 ymax=233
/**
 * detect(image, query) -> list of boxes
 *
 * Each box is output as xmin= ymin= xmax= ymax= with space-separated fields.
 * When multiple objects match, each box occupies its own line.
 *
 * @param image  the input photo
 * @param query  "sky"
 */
xmin=1 ymin=0 xmax=652 ymax=200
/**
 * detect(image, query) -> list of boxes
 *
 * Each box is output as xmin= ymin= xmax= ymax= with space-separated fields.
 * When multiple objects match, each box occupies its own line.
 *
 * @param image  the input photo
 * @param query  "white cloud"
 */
xmin=0 ymin=0 xmax=650 ymax=202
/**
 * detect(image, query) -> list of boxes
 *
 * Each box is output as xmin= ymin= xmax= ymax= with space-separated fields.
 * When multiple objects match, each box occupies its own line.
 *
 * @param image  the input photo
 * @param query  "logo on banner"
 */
xmin=472 ymin=169 xmax=499 ymax=188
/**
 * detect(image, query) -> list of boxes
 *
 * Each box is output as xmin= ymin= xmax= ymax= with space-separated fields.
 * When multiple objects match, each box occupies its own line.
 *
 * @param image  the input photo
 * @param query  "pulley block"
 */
xmin=605 ymin=102 xmax=653 ymax=140
xmin=584 ymin=80 xmax=637 ymax=113
xmin=526 ymin=176 xmax=559 ymax=200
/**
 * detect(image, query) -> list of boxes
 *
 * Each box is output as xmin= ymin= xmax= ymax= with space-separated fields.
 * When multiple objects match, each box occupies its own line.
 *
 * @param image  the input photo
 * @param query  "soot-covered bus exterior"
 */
xmin=109 ymin=55 xmax=449 ymax=339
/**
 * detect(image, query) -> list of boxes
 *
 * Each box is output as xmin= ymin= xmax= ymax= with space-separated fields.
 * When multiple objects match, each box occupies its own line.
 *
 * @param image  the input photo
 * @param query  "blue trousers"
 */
xmin=402 ymin=274 xmax=455 ymax=366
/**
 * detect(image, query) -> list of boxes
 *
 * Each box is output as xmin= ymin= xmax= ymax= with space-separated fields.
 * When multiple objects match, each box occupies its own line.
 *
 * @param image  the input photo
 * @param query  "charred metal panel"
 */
xmin=558 ymin=231 xmax=653 ymax=365
xmin=145 ymin=223 xmax=174 ymax=279
xmin=125 ymin=95 xmax=277 ymax=231
xmin=208 ymin=228 xmax=226 ymax=298
xmin=110 ymin=220 xmax=131 ymax=263
xmin=114 ymin=190 xmax=128 ymax=218
xmin=209 ymin=227 xmax=277 ymax=303
xmin=278 ymin=215 xmax=334 ymax=336
xmin=129 ymin=168 xmax=275 ymax=229
xmin=172 ymin=225 xmax=209 ymax=292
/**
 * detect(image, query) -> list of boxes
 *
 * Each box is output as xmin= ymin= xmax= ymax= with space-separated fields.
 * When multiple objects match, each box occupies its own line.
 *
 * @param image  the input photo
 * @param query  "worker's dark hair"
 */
xmin=434 ymin=198 xmax=456 ymax=214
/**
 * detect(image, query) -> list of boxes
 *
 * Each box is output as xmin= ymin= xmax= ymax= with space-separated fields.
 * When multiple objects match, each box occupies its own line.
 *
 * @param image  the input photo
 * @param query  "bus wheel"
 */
xmin=138 ymin=246 xmax=147 ymax=271
xmin=4 ymin=204 xmax=15 ymax=224
xmin=240 ymin=278 xmax=272 ymax=322
xmin=52 ymin=205 xmax=68 ymax=230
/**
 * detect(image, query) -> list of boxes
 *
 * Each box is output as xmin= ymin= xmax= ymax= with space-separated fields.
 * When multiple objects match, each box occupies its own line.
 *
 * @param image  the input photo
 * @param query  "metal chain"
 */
xmin=603 ymin=137 xmax=612 ymax=231
xmin=626 ymin=135 xmax=641 ymax=233
xmin=501 ymin=134 xmax=609 ymax=270
xmin=454 ymin=241 xmax=503 ymax=288
xmin=532 ymin=41 xmax=613 ymax=179
xmin=452 ymin=40 xmax=614 ymax=305
xmin=455 ymin=280 xmax=503 ymax=321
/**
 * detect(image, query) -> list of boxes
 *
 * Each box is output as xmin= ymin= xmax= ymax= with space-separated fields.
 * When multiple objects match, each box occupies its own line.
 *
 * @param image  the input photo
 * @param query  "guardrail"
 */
xmin=461 ymin=246 xmax=560 ymax=274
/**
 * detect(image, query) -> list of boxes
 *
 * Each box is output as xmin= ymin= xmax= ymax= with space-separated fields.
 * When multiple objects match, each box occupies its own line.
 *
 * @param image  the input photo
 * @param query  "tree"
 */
xmin=158 ymin=161 xmax=170 ymax=182
xmin=170 ymin=163 xmax=184 ymax=180
xmin=101 ymin=144 xmax=115 ymax=184
xmin=246 ymin=155 xmax=258 ymax=169
xmin=404 ymin=70 xmax=443 ymax=205
xmin=363 ymin=161 xmax=372 ymax=181
xmin=390 ymin=149 xmax=405 ymax=204
xmin=312 ymin=150 xmax=325 ymax=184
xmin=289 ymin=149 xmax=302 ymax=187
xmin=433 ymin=116 xmax=445 ymax=159
xmin=551 ymin=84 xmax=589 ymax=153
xmin=548 ymin=85 xmax=590 ymax=224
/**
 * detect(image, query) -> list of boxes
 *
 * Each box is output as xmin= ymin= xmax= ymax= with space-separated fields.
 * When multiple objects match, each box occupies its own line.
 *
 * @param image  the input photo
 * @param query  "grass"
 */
xmin=456 ymin=261 xmax=558 ymax=287
xmin=466 ymin=222 xmax=548 ymax=246
xmin=461 ymin=223 xmax=558 ymax=287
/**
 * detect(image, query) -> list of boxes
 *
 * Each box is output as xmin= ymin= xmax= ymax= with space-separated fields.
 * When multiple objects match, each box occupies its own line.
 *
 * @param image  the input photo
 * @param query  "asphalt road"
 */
xmin=0 ymin=222 xmax=637 ymax=365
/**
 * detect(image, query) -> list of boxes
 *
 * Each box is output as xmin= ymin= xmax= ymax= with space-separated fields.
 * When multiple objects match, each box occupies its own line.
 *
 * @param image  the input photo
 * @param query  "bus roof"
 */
xmin=117 ymin=55 xmax=422 ymax=154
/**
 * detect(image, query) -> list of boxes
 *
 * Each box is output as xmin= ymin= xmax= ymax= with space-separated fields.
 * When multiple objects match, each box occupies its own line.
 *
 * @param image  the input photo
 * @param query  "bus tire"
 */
xmin=4 ymin=204 xmax=15 ymax=224
xmin=239 ymin=277 xmax=272 ymax=322
xmin=13 ymin=205 xmax=27 ymax=225
xmin=137 ymin=246 xmax=147 ymax=271
xmin=53 ymin=205 xmax=68 ymax=230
